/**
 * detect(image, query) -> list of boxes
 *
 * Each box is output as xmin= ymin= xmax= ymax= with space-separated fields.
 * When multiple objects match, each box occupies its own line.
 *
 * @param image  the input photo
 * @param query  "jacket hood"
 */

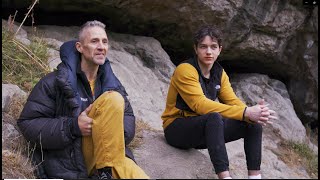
xmin=60 ymin=40 xmax=127 ymax=100
xmin=59 ymin=40 xmax=79 ymax=76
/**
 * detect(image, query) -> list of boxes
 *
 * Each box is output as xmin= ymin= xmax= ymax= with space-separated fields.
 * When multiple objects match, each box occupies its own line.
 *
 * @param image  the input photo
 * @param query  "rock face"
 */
xmin=107 ymin=34 xmax=174 ymax=129
xmin=2 ymin=0 xmax=318 ymax=130
xmin=133 ymin=131 xmax=217 ymax=179
xmin=230 ymin=73 xmax=307 ymax=142
xmin=1 ymin=21 xmax=316 ymax=179
xmin=133 ymin=129 xmax=311 ymax=179
xmin=2 ymin=84 xmax=27 ymax=113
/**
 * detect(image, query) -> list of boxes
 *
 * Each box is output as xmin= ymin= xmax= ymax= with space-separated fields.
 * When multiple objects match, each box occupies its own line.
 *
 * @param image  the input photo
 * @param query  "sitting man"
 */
xmin=161 ymin=25 xmax=277 ymax=179
xmin=18 ymin=20 xmax=149 ymax=179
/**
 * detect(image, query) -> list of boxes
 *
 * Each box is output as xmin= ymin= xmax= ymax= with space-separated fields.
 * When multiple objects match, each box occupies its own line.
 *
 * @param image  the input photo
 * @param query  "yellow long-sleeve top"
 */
xmin=161 ymin=62 xmax=249 ymax=129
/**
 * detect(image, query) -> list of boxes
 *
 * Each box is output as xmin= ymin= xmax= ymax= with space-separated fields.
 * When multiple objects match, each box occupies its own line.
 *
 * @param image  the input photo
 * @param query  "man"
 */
xmin=18 ymin=20 xmax=149 ymax=179
xmin=161 ymin=25 xmax=277 ymax=179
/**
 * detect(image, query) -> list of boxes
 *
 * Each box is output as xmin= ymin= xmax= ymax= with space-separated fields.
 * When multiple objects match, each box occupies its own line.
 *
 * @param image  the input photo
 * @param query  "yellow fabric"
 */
xmin=161 ymin=63 xmax=248 ymax=129
xmin=88 ymin=79 xmax=95 ymax=96
xmin=111 ymin=157 xmax=150 ymax=179
xmin=82 ymin=91 xmax=149 ymax=179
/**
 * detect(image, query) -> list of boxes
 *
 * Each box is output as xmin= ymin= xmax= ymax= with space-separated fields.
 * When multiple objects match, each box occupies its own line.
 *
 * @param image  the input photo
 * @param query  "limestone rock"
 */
xmin=2 ymin=84 xmax=27 ymax=113
xmin=229 ymin=73 xmax=306 ymax=142
xmin=2 ymin=121 xmax=20 ymax=150
xmin=47 ymin=48 xmax=61 ymax=71
xmin=133 ymin=131 xmax=216 ymax=179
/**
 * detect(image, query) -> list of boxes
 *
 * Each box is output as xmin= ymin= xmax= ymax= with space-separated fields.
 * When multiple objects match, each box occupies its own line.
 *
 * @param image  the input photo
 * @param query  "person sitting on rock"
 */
xmin=17 ymin=20 xmax=149 ymax=179
xmin=161 ymin=25 xmax=277 ymax=179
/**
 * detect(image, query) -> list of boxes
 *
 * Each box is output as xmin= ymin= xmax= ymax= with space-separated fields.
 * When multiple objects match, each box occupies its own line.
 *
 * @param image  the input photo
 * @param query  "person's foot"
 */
xmin=97 ymin=167 xmax=113 ymax=179
xmin=248 ymin=170 xmax=261 ymax=179
xmin=248 ymin=174 xmax=261 ymax=179
xmin=218 ymin=170 xmax=232 ymax=179
xmin=223 ymin=177 xmax=232 ymax=179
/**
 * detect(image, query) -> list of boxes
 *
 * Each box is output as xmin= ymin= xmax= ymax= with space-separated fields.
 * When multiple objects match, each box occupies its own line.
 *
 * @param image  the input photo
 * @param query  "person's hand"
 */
xmin=258 ymin=99 xmax=278 ymax=125
xmin=78 ymin=104 xmax=93 ymax=136
xmin=245 ymin=104 xmax=267 ymax=124
xmin=245 ymin=99 xmax=277 ymax=126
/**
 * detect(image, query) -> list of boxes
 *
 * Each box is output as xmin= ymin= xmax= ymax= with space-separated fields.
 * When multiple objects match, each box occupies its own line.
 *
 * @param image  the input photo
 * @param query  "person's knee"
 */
xmin=206 ymin=113 xmax=223 ymax=126
xmin=99 ymin=91 xmax=124 ymax=109
xmin=208 ymin=112 xmax=222 ymax=120
xmin=251 ymin=123 xmax=263 ymax=135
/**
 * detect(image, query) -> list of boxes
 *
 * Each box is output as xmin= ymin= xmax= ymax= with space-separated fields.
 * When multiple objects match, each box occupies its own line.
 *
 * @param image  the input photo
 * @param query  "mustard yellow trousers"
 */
xmin=82 ymin=91 xmax=149 ymax=179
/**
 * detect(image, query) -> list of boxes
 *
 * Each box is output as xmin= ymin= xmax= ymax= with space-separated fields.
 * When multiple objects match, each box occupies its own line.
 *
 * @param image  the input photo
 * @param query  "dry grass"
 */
xmin=272 ymin=140 xmax=318 ymax=178
xmin=6 ymin=94 xmax=28 ymax=121
xmin=2 ymin=149 xmax=36 ymax=179
xmin=2 ymin=94 xmax=28 ymax=150
xmin=268 ymin=120 xmax=318 ymax=178
xmin=2 ymin=93 xmax=36 ymax=179
xmin=128 ymin=118 xmax=157 ymax=149
xmin=3 ymin=13 xmax=48 ymax=179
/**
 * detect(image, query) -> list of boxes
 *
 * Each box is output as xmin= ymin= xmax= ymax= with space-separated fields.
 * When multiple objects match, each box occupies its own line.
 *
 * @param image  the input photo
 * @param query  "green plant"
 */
xmin=277 ymin=140 xmax=318 ymax=178
xmin=2 ymin=27 xmax=51 ymax=92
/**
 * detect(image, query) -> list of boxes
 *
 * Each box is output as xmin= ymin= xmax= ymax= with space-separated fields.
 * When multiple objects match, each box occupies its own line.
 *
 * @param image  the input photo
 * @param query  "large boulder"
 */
xmin=133 ymin=130 xmax=311 ymax=179
xmin=229 ymin=73 xmax=307 ymax=142
xmin=1 ymin=21 xmax=316 ymax=179
xmin=133 ymin=130 xmax=216 ymax=179
xmin=2 ymin=0 xmax=317 ymax=129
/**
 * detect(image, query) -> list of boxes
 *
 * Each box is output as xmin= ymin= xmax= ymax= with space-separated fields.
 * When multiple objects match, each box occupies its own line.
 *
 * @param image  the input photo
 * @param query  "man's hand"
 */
xmin=78 ymin=104 xmax=93 ymax=136
xmin=245 ymin=99 xmax=278 ymax=126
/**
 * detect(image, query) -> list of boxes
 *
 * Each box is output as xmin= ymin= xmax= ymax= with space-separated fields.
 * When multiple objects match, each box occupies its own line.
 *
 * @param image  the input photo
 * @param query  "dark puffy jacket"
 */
xmin=17 ymin=40 xmax=136 ymax=179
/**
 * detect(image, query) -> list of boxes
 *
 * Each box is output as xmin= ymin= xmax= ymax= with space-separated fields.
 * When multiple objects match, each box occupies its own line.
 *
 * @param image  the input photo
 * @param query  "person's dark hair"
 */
xmin=193 ymin=25 xmax=222 ymax=47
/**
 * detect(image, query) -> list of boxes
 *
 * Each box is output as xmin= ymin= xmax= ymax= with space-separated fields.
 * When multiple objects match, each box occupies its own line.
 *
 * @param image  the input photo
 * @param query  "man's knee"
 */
xmin=98 ymin=91 xmax=124 ymax=109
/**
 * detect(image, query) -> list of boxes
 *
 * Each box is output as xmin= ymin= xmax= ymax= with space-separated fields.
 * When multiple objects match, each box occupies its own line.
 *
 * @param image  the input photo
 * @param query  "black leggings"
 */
xmin=164 ymin=113 xmax=262 ymax=174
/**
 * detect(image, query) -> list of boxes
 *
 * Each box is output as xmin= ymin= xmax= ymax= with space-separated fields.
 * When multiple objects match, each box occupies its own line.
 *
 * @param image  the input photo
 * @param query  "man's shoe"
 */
xmin=97 ymin=167 xmax=112 ymax=179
